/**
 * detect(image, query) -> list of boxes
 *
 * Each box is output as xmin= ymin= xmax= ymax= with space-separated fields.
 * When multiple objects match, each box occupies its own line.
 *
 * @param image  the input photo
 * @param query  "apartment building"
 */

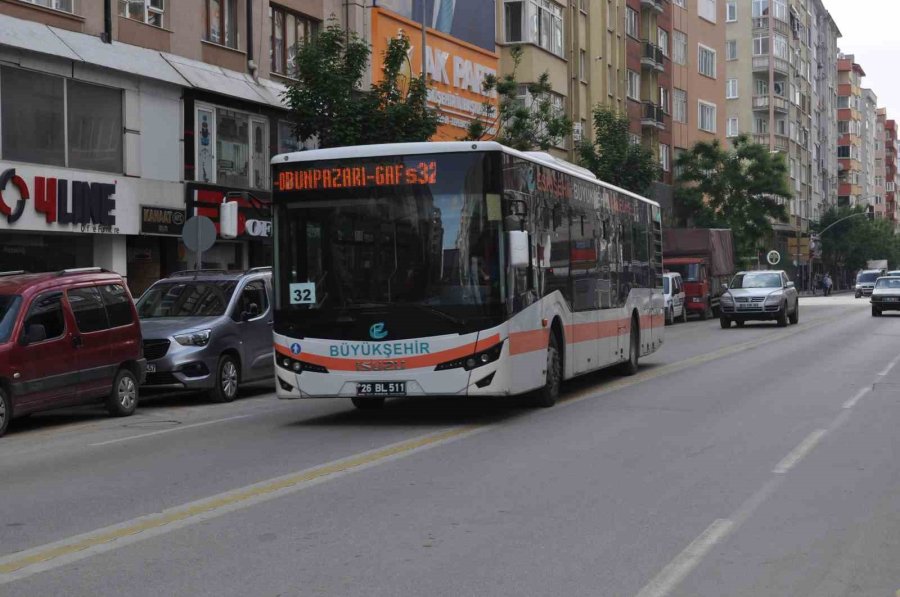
xmin=0 ymin=0 xmax=335 ymax=293
xmin=496 ymin=0 xmax=629 ymax=160
xmin=810 ymin=0 xmax=840 ymax=223
xmin=874 ymin=108 xmax=887 ymax=219
xmin=837 ymin=54 xmax=865 ymax=208
xmin=670 ymin=0 xmax=725 ymax=171
xmin=861 ymin=88 xmax=878 ymax=211
xmin=885 ymin=117 xmax=898 ymax=223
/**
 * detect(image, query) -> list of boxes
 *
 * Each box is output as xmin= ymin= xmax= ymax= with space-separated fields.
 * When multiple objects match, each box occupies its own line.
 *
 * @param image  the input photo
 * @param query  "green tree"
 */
xmin=817 ymin=206 xmax=900 ymax=273
xmin=674 ymin=134 xmax=791 ymax=260
xmin=283 ymin=20 xmax=438 ymax=148
xmin=465 ymin=46 xmax=571 ymax=151
xmin=576 ymin=106 xmax=659 ymax=195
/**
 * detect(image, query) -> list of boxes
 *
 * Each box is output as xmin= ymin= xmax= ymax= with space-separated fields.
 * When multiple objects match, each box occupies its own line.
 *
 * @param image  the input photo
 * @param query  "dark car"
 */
xmin=137 ymin=268 xmax=274 ymax=402
xmin=870 ymin=277 xmax=900 ymax=316
xmin=0 ymin=268 xmax=146 ymax=437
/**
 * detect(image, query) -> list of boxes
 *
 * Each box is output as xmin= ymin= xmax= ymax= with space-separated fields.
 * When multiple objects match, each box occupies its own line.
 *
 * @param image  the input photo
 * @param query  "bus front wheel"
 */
xmin=532 ymin=332 xmax=561 ymax=408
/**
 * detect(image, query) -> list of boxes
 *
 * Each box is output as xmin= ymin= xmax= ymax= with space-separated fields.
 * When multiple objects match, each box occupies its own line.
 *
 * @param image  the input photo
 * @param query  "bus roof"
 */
xmin=271 ymin=141 xmax=660 ymax=210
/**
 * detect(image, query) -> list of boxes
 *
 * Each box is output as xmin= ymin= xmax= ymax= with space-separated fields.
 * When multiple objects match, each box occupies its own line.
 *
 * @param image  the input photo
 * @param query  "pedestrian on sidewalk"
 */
xmin=823 ymin=273 xmax=833 ymax=296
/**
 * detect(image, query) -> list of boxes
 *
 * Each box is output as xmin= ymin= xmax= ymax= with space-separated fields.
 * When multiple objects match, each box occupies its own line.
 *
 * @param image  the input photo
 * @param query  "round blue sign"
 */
xmin=290 ymin=343 xmax=302 ymax=355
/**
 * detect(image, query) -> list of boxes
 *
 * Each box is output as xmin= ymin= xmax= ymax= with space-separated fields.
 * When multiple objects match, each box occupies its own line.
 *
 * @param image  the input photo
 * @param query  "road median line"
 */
xmin=0 ymin=424 xmax=491 ymax=584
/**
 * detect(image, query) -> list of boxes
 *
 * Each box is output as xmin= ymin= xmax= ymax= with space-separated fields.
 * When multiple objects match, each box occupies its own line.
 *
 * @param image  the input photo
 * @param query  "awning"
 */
xmin=161 ymin=53 xmax=287 ymax=109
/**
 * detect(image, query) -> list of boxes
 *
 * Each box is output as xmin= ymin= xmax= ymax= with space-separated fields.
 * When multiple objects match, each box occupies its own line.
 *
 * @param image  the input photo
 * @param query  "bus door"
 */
xmin=571 ymin=213 xmax=600 ymax=374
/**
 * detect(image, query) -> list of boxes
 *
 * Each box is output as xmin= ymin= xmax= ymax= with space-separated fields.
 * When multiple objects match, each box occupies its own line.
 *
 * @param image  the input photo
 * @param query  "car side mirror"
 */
xmin=785 ymin=281 xmax=795 ymax=289
xmin=21 ymin=324 xmax=47 ymax=345
xmin=722 ymin=283 xmax=728 ymax=290
xmin=242 ymin=303 xmax=260 ymax=321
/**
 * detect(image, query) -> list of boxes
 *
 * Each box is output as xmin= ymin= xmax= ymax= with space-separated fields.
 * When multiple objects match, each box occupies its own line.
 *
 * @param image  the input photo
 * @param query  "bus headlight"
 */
xmin=277 ymin=355 xmax=329 ymax=374
xmin=435 ymin=341 xmax=504 ymax=371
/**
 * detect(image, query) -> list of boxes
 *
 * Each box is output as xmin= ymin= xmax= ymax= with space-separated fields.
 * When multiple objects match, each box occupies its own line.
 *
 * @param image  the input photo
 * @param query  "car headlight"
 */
xmin=174 ymin=329 xmax=211 ymax=347
xmin=720 ymin=293 xmax=734 ymax=304
xmin=856 ymin=284 xmax=861 ymax=289
xmin=764 ymin=291 xmax=783 ymax=305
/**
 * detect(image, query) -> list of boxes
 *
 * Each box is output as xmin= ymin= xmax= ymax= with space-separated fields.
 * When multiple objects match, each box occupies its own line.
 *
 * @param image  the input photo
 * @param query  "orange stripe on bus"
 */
xmin=509 ymin=329 xmax=549 ymax=355
xmin=274 ymin=334 xmax=501 ymax=371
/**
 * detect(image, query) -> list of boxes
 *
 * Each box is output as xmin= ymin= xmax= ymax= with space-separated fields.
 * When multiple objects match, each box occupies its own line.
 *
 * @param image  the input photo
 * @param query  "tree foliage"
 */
xmin=817 ymin=206 xmax=900 ymax=272
xmin=465 ymin=46 xmax=571 ymax=151
xmin=674 ymin=134 xmax=791 ymax=259
xmin=576 ymin=106 xmax=659 ymax=195
xmin=283 ymin=20 xmax=438 ymax=148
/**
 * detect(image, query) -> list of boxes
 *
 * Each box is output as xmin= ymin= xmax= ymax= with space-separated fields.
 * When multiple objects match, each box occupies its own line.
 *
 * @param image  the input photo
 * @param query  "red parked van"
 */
xmin=0 ymin=268 xmax=146 ymax=437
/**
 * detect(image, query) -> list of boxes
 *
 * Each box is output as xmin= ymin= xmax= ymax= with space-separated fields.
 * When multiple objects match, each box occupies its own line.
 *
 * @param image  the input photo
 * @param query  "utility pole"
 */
xmin=421 ymin=0 xmax=428 ymax=81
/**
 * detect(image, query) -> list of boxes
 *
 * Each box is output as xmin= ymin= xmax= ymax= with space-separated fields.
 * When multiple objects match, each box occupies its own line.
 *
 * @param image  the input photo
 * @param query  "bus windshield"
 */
xmin=273 ymin=153 xmax=503 ymax=340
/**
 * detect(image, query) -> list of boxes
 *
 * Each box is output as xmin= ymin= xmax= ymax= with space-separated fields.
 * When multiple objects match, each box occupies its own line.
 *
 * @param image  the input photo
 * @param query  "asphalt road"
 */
xmin=1 ymin=294 xmax=898 ymax=597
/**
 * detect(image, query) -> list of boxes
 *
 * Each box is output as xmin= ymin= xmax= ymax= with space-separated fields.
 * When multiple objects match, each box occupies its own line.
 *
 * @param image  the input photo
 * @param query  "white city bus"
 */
xmin=271 ymin=142 xmax=664 ymax=409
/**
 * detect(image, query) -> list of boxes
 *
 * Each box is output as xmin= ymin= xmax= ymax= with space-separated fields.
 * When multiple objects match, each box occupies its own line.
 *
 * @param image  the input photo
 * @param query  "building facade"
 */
xmin=0 ymin=0 xmax=340 ymax=294
xmin=810 ymin=0 xmax=840 ymax=223
xmin=874 ymin=108 xmax=887 ymax=219
xmin=860 ymin=87 xmax=879 ymax=211
xmin=885 ymin=116 xmax=898 ymax=224
xmin=837 ymin=54 xmax=865 ymax=209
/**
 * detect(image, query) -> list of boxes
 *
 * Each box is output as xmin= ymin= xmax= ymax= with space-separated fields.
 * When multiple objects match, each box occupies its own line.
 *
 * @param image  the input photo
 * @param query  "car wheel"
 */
xmin=681 ymin=307 xmax=688 ymax=324
xmin=209 ymin=355 xmax=240 ymax=403
xmin=617 ymin=319 xmax=640 ymax=377
xmin=855 ymin=291 xmax=861 ymax=299
xmin=107 ymin=368 xmax=138 ymax=417
xmin=351 ymin=397 xmax=386 ymax=410
xmin=777 ymin=304 xmax=788 ymax=327
xmin=532 ymin=332 xmax=562 ymax=407
xmin=789 ymin=302 xmax=799 ymax=325
xmin=872 ymin=305 xmax=882 ymax=317
xmin=0 ymin=387 xmax=10 ymax=438
xmin=720 ymin=317 xmax=731 ymax=329
xmin=735 ymin=320 xmax=745 ymax=328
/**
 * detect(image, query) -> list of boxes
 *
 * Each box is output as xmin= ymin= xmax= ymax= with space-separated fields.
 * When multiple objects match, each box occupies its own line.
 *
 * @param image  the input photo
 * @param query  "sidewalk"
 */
xmin=800 ymin=289 xmax=852 ymax=297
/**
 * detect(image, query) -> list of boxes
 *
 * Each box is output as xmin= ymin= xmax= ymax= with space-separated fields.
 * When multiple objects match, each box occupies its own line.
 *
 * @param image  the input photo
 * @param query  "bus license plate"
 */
xmin=356 ymin=382 xmax=406 ymax=397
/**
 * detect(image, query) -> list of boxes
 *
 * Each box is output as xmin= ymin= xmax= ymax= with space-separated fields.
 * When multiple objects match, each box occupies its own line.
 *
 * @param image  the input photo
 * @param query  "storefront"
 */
xmin=0 ymin=162 xmax=184 ymax=295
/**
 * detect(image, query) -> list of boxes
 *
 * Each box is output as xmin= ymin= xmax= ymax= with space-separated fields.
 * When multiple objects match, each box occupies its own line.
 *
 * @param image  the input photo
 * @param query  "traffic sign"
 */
xmin=766 ymin=250 xmax=781 ymax=266
xmin=182 ymin=216 xmax=217 ymax=253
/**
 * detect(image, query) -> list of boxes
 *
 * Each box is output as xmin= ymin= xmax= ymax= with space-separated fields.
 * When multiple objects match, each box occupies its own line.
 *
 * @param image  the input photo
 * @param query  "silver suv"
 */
xmin=719 ymin=270 xmax=799 ymax=328
xmin=137 ymin=268 xmax=274 ymax=402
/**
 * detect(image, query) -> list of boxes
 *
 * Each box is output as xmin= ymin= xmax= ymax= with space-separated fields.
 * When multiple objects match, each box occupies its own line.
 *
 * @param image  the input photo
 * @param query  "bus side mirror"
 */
xmin=508 ymin=231 xmax=530 ymax=268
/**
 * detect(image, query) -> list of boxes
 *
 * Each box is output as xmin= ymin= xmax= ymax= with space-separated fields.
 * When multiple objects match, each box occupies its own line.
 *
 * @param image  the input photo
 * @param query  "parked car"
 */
xmin=663 ymin=272 xmax=687 ymax=325
xmin=0 ymin=268 xmax=145 ymax=438
xmin=137 ymin=268 xmax=274 ymax=402
xmin=718 ymin=270 xmax=799 ymax=328
xmin=855 ymin=270 xmax=882 ymax=298
xmin=870 ymin=277 xmax=900 ymax=316
xmin=886 ymin=270 xmax=900 ymax=277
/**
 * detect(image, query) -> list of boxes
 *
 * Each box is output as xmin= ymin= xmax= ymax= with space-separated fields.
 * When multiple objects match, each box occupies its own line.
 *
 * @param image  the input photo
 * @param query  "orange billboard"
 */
xmin=371 ymin=7 xmax=499 ymax=141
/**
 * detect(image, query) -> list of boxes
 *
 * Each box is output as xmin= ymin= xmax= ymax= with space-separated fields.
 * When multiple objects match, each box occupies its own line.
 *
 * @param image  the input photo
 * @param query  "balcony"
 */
xmin=752 ymin=133 xmax=789 ymax=151
xmin=752 ymin=17 xmax=790 ymax=35
xmin=640 ymin=0 xmax=664 ymax=13
xmin=641 ymin=102 xmax=666 ymax=129
xmin=641 ymin=42 xmax=665 ymax=72
xmin=752 ymin=95 xmax=789 ymax=113
xmin=751 ymin=55 xmax=790 ymax=75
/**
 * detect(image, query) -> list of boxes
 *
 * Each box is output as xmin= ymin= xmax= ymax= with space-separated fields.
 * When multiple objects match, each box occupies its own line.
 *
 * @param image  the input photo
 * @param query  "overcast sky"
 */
xmin=823 ymin=0 xmax=900 ymax=115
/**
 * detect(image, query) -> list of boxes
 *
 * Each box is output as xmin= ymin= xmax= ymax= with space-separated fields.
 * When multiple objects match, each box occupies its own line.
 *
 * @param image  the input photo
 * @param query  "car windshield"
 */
xmin=858 ymin=272 xmax=879 ymax=283
xmin=667 ymin=263 xmax=700 ymax=282
xmin=875 ymin=278 xmax=900 ymax=289
xmin=137 ymin=281 xmax=237 ymax=318
xmin=0 ymin=294 xmax=22 ymax=343
xmin=730 ymin=272 xmax=783 ymax=289
xmin=663 ymin=277 xmax=670 ymax=294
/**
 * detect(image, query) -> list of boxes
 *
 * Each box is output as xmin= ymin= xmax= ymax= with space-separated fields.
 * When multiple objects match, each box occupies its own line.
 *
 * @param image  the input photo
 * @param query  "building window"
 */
xmin=504 ymin=0 xmax=564 ymax=57
xmin=658 ymin=29 xmax=669 ymax=58
xmin=660 ymin=144 xmax=670 ymax=172
xmin=629 ymin=133 xmax=641 ymax=146
xmin=726 ymin=40 xmax=737 ymax=61
xmin=20 ymin=0 xmax=73 ymax=13
xmin=607 ymin=65 xmax=616 ymax=97
xmin=205 ymin=0 xmax=237 ymax=48
xmin=659 ymin=87 xmax=670 ymax=113
xmin=195 ymin=103 xmax=270 ymax=190
xmin=673 ymin=30 xmax=687 ymax=65
xmin=726 ymin=78 xmax=738 ymax=99
xmin=772 ymin=0 xmax=787 ymax=21
xmin=726 ymin=0 xmax=736 ymax=21
xmin=627 ymin=70 xmax=640 ymax=101
xmin=673 ymin=0 xmax=685 ymax=7
xmin=0 ymin=66 xmax=123 ymax=173
xmin=271 ymin=5 xmax=318 ymax=77
xmin=755 ymin=118 xmax=768 ymax=134
xmin=699 ymin=0 xmax=716 ymax=23
xmin=626 ymin=7 xmax=638 ymax=38
xmin=753 ymin=35 xmax=769 ymax=55
xmin=580 ymin=49 xmax=588 ymax=81
xmin=752 ymin=0 xmax=767 ymax=17
xmin=698 ymin=100 xmax=717 ymax=132
xmin=773 ymin=34 xmax=788 ymax=59
xmin=119 ymin=0 xmax=164 ymax=27
xmin=837 ymin=145 xmax=851 ymax=158
xmin=727 ymin=117 xmax=739 ymax=137
xmin=698 ymin=45 xmax=716 ymax=78
xmin=673 ymin=88 xmax=687 ymax=123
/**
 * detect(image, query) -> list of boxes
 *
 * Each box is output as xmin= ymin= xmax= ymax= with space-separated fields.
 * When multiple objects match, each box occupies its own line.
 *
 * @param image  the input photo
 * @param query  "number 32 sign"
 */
xmin=290 ymin=282 xmax=316 ymax=305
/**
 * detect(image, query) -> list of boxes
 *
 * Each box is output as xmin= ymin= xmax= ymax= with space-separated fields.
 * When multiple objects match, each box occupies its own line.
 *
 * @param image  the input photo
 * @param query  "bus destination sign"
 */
xmin=276 ymin=161 xmax=438 ymax=192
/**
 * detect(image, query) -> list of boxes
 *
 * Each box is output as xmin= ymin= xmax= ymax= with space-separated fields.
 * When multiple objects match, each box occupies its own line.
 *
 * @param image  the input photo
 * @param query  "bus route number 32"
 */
xmin=290 ymin=282 xmax=316 ymax=305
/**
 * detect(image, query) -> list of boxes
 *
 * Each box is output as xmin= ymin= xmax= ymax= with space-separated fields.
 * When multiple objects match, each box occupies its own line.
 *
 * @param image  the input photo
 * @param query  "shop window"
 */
xmin=22 ymin=293 xmax=66 ymax=341
xmin=270 ymin=5 xmax=318 ymax=77
xmin=195 ymin=103 xmax=269 ymax=190
xmin=68 ymin=287 xmax=111 ymax=333
xmin=119 ymin=0 xmax=165 ymax=27
xmin=0 ymin=67 xmax=122 ymax=174
xmin=205 ymin=0 xmax=238 ymax=48
xmin=99 ymin=284 xmax=135 ymax=328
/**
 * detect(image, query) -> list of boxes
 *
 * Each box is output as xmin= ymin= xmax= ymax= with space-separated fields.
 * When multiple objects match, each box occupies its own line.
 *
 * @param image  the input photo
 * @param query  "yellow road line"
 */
xmin=0 ymin=425 xmax=482 ymax=578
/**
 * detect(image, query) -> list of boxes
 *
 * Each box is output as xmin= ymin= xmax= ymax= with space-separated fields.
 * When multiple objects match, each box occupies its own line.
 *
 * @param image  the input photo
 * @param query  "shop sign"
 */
xmin=245 ymin=219 xmax=272 ymax=237
xmin=187 ymin=184 xmax=271 ymax=241
xmin=0 ymin=167 xmax=118 ymax=232
xmin=141 ymin=206 xmax=185 ymax=236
